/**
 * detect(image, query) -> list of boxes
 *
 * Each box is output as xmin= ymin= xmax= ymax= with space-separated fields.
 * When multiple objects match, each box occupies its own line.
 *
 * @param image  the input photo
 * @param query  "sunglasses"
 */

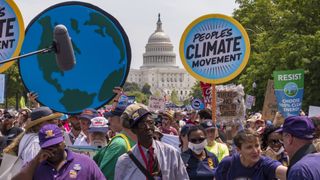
xmin=268 ymin=139 xmax=282 ymax=145
xmin=189 ymin=137 xmax=206 ymax=144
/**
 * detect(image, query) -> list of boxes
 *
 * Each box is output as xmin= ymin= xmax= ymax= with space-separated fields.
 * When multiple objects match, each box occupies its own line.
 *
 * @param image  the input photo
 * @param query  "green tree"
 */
xmin=189 ymin=81 xmax=202 ymax=99
xmin=141 ymin=83 xmax=152 ymax=95
xmin=126 ymin=91 xmax=148 ymax=105
xmin=170 ymin=89 xmax=182 ymax=106
xmin=2 ymin=63 xmax=26 ymax=109
xmin=233 ymin=0 xmax=320 ymax=111
xmin=153 ymin=89 xmax=162 ymax=98
xmin=123 ymin=82 xmax=140 ymax=92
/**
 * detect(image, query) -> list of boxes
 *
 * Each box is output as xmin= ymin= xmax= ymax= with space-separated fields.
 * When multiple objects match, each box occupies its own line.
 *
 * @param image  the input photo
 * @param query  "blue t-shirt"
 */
xmin=181 ymin=149 xmax=219 ymax=180
xmin=288 ymin=153 xmax=320 ymax=180
xmin=215 ymin=153 xmax=281 ymax=180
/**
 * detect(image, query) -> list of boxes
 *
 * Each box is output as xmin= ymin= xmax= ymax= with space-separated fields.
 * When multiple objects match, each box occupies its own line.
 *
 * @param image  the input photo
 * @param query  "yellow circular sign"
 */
xmin=180 ymin=14 xmax=250 ymax=84
xmin=0 ymin=0 xmax=24 ymax=72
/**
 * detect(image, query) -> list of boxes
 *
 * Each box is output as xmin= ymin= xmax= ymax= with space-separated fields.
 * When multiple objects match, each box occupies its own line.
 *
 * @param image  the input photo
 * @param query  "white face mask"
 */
xmin=188 ymin=139 xmax=208 ymax=155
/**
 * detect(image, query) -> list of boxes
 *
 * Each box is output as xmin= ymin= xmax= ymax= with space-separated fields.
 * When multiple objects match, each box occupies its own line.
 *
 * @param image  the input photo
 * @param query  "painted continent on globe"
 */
xmin=19 ymin=2 xmax=131 ymax=114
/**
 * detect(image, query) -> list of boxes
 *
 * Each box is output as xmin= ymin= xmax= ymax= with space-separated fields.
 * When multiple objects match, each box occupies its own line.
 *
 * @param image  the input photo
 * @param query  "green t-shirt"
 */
xmin=206 ymin=141 xmax=229 ymax=162
xmin=93 ymin=132 xmax=135 ymax=180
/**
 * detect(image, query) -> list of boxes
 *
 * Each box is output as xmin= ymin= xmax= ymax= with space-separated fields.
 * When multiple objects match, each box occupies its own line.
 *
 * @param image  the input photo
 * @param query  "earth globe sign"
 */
xmin=18 ymin=2 xmax=131 ymax=114
xmin=180 ymin=14 xmax=250 ymax=84
xmin=0 ymin=0 xmax=24 ymax=72
xmin=284 ymin=82 xmax=298 ymax=97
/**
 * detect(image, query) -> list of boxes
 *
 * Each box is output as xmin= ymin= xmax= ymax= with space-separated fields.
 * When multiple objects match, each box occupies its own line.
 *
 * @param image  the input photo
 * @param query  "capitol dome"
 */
xmin=148 ymin=31 xmax=171 ymax=43
xmin=141 ymin=14 xmax=178 ymax=69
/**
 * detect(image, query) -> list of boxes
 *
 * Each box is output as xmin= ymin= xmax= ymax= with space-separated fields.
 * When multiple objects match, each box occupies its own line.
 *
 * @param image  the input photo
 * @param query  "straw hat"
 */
xmin=25 ymin=107 xmax=62 ymax=130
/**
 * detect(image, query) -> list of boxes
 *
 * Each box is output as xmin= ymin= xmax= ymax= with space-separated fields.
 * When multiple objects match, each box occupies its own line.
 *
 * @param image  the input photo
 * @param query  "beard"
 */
xmin=47 ymin=148 xmax=65 ymax=164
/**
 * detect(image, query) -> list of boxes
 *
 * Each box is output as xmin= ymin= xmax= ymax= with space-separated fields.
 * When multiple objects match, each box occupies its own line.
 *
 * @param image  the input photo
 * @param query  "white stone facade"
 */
xmin=127 ymin=14 xmax=196 ymax=100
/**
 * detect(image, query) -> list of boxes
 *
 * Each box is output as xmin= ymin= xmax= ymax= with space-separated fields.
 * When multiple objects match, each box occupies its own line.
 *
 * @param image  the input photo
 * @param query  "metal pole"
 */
xmin=0 ymin=47 xmax=53 ymax=64
xmin=212 ymin=84 xmax=216 ymax=124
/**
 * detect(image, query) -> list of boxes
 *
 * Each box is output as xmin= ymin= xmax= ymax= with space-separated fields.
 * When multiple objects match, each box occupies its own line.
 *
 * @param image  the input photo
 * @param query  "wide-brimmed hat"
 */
xmin=25 ymin=107 xmax=62 ymax=130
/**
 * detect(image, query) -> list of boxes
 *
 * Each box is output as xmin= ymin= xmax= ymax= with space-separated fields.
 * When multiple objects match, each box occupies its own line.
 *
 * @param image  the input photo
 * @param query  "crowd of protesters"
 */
xmin=0 ymin=88 xmax=319 ymax=180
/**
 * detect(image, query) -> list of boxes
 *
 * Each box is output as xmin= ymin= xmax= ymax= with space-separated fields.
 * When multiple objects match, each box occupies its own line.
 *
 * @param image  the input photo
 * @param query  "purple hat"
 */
xmin=104 ymin=106 xmax=125 ymax=118
xmin=39 ymin=124 xmax=64 ymax=148
xmin=276 ymin=116 xmax=315 ymax=140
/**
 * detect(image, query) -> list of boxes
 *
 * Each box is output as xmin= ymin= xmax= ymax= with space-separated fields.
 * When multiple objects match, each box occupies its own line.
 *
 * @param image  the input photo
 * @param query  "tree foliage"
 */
xmin=170 ymin=89 xmax=182 ymax=106
xmin=234 ymin=0 xmax=320 ymax=111
xmin=2 ymin=63 xmax=26 ymax=108
xmin=123 ymin=82 xmax=140 ymax=92
xmin=189 ymin=81 xmax=202 ymax=99
xmin=141 ymin=83 xmax=152 ymax=95
xmin=126 ymin=91 xmax=149 ymax=105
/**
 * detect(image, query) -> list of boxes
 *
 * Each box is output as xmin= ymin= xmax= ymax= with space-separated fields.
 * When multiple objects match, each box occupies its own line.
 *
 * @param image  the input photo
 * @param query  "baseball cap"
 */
xmin=200 ymin=120 xmax=216 ymax=129
xmin=104 ymin=106 xmax=125 ymax=118
xmin=79 ymin=108 xmax=99 ymax=120
xmin=89 ymin=117 xmax=108 ymax=133
xmin=122 ymin=104 xmax=151 ymax=128
xmin=276 ymin=116 xmax=315 ymax=140
xmin=39 ymin=124 xmax=64 ymax=148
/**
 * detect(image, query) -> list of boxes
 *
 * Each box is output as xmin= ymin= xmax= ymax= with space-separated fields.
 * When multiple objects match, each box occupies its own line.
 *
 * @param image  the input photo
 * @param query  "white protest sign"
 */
xmin=148 ymin=96 xmax=165 ymax=112
xmin=245 ymin=94 xmax=255 ymax=110
xmin=308 ymin=106 xmax=320 ymax=117
xmin=0 ymin=74 xmax=5 ymax=103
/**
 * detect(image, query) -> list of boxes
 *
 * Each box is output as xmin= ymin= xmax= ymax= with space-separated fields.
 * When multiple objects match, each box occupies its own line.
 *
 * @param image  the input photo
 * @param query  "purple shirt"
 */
xmin=215 ymin=153 xmax=281 ymax=180
xmin=33 ymin=149 xmax=105 ymax=180
xmin=288 ymin=153 xmax=320 ymax=180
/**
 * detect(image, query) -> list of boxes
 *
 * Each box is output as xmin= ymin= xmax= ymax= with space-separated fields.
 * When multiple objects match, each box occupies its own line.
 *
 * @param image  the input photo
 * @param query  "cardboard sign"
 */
xmin=262 ymin=80 xmax=278 ymax=120
xmin=180 ymin=14 xmax=250 ymax=84
xmin=216 ymin=84 xmax=245 ymax=123
xmin=148 ymin=96 xmax=165 ymax=112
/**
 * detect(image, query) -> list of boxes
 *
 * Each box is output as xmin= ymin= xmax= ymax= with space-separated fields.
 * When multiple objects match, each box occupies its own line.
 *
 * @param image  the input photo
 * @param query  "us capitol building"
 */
xmin=127 ymin=14 xmax=196 ymax=100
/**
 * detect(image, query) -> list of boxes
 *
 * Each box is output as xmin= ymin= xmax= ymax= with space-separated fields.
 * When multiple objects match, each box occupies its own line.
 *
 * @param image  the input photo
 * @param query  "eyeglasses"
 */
xmin=189 ymin=137 xmax=206 ymax=144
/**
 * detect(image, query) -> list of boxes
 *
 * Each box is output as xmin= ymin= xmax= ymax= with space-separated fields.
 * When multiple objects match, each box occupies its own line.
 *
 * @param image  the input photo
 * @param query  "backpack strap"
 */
xmin=127 ymin=150 xmax=154 ymax=180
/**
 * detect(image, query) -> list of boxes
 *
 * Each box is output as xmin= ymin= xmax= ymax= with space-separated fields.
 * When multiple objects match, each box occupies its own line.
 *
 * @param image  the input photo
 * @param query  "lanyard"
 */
xmin=138 ymin=144 xmax=149 ymax=167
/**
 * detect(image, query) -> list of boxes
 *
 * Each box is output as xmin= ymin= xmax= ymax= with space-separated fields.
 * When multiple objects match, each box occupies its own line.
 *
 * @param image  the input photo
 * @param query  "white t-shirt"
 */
xmin=73 ymin=131 xmax=89 ymax=146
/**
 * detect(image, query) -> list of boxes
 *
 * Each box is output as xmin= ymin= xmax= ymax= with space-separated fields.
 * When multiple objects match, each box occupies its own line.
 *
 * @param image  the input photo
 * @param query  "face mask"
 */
xmin=188 ymin=139 xmax=208 ymax=155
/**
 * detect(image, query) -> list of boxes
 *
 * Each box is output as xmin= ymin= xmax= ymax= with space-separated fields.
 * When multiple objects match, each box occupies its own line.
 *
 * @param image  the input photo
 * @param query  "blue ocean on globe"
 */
xmin=18 ymin=3 xmax=130 ymax=114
